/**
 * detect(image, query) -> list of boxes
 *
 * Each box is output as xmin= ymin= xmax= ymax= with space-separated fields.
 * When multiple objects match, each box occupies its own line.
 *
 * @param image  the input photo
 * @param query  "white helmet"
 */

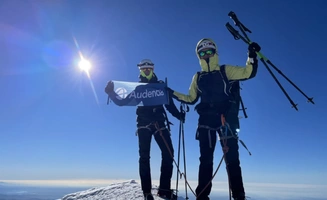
xmin=196 ymin=38 xmax=217 ymax=53
xmin=137 ymin=59 xmax=154 ymax=69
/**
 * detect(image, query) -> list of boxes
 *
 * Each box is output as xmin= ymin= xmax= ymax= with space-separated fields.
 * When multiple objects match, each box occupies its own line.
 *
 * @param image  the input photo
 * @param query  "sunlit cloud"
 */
xmin=1 ymin=179 xmax=129 ymax=187
xmin=243 ymin=182 xmax=326 ymax=199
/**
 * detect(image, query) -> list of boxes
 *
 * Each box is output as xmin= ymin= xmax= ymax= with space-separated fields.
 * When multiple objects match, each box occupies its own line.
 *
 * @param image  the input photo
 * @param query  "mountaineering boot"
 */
xmin=157 ymin=189 xmax=177 ymax=200
xmin=196 ymin=196 xmax=210 ymax=200
xmin=144 ymin=193 xmax=154 ymax=200
xmin=234 ymin=195 xmax=246 ymax=200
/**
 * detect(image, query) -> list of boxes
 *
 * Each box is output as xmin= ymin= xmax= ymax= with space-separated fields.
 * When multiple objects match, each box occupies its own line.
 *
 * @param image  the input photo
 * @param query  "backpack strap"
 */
xmin=196 ymin=71 xmax=201 ymax=81
xmin=221 ymin=65 xmax=249 ymax=118
xmin=219 ymin=64 xmax=229 ymax=83
xmin=195 ymin=71 xmax=201 ymax=93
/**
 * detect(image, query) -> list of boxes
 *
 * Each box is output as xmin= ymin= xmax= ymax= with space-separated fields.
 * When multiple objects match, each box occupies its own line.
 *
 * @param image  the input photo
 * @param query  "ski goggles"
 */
xmin=140 ymin=67 xmax=153 ymax=71
xmin=198 ymin=49 xmax=216 ymax=57
xmin=137 ymin=62 xmax=154 ymax=67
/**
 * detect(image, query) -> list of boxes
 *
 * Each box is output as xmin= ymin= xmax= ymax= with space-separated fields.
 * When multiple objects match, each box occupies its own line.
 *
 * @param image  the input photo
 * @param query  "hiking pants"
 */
xmin=195 ymin=114 xmax=245 ymax=200
xmin=137 ymin=121 xmax=174 ymax=194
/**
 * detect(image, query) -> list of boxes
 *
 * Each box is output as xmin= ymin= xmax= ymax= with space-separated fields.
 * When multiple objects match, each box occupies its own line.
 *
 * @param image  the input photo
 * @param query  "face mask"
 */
xmin=140 ymin=69 xmax=153 ymax=80
xmin=199 ymin=53 xmax=219 ymax=72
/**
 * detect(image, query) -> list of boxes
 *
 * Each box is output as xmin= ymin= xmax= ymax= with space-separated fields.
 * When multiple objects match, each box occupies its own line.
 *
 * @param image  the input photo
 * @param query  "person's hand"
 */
xmin=248 ymin=42 xmax=261 ymax=52
xmin=179 ymin=111 xmax=186 ymax=123
xmin=166 ymin=86 xmax=174 ymax=96
xmin=105 ymin=81 xmax=114 ymax=94
xmin=248 ymin=42 xmax=261 ymax=58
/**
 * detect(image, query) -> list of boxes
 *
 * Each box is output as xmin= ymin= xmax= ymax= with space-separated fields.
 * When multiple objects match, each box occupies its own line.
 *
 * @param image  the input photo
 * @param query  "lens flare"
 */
xmin=73 ymin=35 xmax=99 ymax=105
xmin=79 ymin=59 xmax=91 ymax=73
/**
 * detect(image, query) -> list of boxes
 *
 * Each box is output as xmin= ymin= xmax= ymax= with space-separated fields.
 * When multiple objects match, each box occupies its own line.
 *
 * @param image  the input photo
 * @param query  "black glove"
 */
xmin=179 ymin=111 xmax=186 ymax=123
xmin=166 ymin=86 xmax=174 ymax=96
xmin=248 ymin=42 xmax=261 ymax=58
xmin=105 ymin=81 xmax=114 ymax=94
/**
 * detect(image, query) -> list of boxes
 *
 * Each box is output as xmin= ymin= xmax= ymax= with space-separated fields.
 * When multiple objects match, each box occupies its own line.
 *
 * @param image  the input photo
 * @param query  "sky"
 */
xmin=0 ymin=0 xmax=326 ymax=198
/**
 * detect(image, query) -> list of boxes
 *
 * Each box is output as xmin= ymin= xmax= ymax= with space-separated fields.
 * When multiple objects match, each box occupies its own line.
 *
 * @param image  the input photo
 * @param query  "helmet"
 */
xmin=137 ymin=59 xmax=154 ymax=69
xmin=196 ymin=38 xmax=217 ymax=53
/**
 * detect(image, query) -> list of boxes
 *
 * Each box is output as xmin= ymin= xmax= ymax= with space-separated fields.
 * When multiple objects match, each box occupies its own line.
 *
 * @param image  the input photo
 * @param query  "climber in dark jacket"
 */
xmin=105 ymin=59 xmax=183 ymax=200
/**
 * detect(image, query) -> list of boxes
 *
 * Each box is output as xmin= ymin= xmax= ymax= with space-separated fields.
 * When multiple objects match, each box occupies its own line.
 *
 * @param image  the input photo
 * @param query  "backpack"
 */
xmin=196 ymin=65 xmax=248 ymax=119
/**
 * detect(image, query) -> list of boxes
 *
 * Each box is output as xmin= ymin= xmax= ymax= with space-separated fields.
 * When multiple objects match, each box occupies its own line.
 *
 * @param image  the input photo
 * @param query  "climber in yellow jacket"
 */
xmin=168 ymin=38 xmax=261 ymax=200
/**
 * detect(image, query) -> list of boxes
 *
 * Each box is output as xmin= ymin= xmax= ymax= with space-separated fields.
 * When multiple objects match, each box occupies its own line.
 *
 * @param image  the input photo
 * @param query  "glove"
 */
xmin=248 ymin=42 xmax=261 ymax=58
xmin=166 ymin=86 xmax=174 ymax=96
xmin=105 ymin=81 xmax=114 ymax=94
xmin=179 ymin=111 xmax=186 ymax=123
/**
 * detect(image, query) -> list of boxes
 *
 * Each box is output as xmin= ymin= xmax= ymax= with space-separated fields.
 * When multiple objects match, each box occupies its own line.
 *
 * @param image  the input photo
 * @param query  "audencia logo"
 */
xmin=115 ymin=87 xmax=128 ymax=100
xmin=115 ymin=86 xmax=165 ymax=100
xmin=129 ymin=89 xmax=164 ymax=98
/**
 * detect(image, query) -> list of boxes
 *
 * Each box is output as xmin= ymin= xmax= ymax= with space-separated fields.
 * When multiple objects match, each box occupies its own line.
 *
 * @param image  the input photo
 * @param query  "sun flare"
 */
xmin=79 ymin=59 xmax=91 ymax=73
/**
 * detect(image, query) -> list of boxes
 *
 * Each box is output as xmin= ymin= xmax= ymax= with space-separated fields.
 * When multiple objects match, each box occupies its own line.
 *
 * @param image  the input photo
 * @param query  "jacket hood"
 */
xmin=195 ymin=38 xmax=220 ymax=72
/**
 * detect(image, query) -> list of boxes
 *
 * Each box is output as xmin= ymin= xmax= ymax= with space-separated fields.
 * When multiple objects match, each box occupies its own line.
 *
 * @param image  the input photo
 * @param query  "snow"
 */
xmin=60 ymin=180 xmax=186 ymax=200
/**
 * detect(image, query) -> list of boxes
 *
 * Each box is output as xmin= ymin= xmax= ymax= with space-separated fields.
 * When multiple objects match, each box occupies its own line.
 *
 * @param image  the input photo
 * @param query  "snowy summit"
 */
xmin=60 ymin=180 xmax=186 ymax=200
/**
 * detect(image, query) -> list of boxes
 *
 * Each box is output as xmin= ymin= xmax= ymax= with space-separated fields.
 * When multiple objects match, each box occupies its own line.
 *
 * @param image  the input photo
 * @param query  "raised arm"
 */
xmin=105 ymin=81 xmax=138 ymax=106
xmin=225 ymin=42 xmax=261 ymax=81
xmin=108 ymin=91 xmax=136 ymax=106
xmin=225 ymin=57 xmax=258 ymax=81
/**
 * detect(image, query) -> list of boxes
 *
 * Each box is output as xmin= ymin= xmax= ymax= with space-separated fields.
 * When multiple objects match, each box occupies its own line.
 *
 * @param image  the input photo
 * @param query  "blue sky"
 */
xmin=0 ymin=0 xmax=326 ymax=197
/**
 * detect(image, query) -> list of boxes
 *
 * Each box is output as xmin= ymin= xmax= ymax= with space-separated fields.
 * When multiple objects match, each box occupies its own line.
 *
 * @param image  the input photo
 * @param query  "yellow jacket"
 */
xmin=172 ymin=38 xmax=257 ymax=104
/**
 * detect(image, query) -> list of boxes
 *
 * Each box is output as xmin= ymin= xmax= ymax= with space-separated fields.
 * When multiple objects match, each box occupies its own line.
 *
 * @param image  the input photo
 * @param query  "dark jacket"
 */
xmin=136 ymin=73 xmax=180 ymax=127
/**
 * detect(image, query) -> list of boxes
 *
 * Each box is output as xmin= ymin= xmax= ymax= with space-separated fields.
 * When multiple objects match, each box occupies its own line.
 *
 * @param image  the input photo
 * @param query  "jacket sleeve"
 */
xmin=171 ymin=73 xmax=200 ymax=105
xmin=108 ymin=91 xmax=135 ymax=106
xmin=164 ymin=96 xmax=181 ymax=120
xmin=225 ymin=57 xmax=258 ymax=81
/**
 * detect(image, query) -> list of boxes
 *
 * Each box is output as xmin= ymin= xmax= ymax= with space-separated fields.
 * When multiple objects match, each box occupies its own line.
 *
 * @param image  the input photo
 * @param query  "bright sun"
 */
xmin=79 ymin=59 xmax=91 ymax=72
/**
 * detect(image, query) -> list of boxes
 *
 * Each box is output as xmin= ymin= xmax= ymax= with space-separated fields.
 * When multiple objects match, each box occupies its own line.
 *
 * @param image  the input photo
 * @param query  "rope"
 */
xmin=147 ymin=115 xmax=251 ymax=200
xmin=196 ymin=114 xmax=232 ymax=200
xmin=154 ymin=122 xmax=197 ymax=197
xmin=220 ymin=114 xmax=232 ymax=200
xmin=197 ymin=114 xmax=231 ymax=198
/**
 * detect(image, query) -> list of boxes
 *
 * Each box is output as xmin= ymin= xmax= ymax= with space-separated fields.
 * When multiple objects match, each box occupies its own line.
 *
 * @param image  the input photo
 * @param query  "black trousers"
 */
xmin=137 ymin=121 xmax=174 ymax=194
xmin=195 ymin=114 xmax=245 ymax=200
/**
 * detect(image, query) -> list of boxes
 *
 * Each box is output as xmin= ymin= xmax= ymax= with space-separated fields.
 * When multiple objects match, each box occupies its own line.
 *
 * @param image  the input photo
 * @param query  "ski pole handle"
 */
xmin=228 ymin=11 xmax=241 ymax=26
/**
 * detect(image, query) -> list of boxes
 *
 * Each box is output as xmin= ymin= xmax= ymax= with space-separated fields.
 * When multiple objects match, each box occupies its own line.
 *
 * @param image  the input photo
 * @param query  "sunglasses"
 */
xmin=140 ymin=67 xmax=153 ymax=71
xmin=198 ymin=49 xmax=216 ymax=57
xmin=137 ymin=62 xmax=154 ymax=67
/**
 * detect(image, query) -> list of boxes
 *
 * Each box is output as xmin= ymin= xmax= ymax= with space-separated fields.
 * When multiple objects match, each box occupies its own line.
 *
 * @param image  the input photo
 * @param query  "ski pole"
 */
xmin=181 ymin=103 xmax=189 ymax=199
xmin=227 ymin=22 xmax=299 ymax=110
xmin=175 ymin=111 xmax=182 ymax=196
xmin=227 ymin=13 xmax=314 ymax=105
xmin=226 ymin=13 xmax=315 ymax=109
xmin=107 ymin=95 xmax=110 ymax=105
xmin=228 ymin=11 xmax=315 ymax=105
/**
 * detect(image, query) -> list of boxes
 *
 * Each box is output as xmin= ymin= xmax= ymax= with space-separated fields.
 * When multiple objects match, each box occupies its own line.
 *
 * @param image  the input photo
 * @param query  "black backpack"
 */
xmin=196 ymin=65 xmax=248 ymax=119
